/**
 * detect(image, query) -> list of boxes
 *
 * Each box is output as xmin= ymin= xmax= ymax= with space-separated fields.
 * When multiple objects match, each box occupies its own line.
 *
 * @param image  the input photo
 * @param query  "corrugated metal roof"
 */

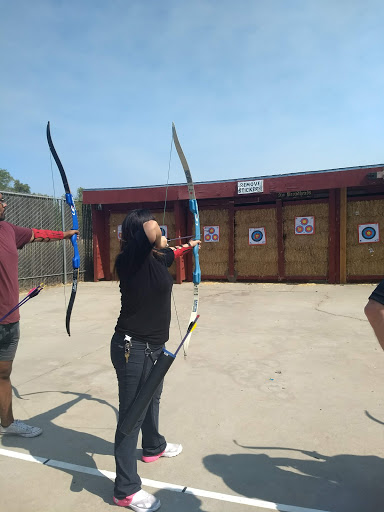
xmin=83 ymin=163 xmax=384 ymax=192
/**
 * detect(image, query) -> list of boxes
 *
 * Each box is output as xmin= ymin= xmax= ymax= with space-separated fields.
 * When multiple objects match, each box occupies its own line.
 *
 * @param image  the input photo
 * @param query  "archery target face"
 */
xmin=159 ymin=225 xmax=168 ymax=238
xmin=117 ymin=225 xmax=122 ymax=240
xmin=249 ymin=227 xmax=266 ymax=245
xmin=204 ymin=226 xmax=220 ymax=242
xmin=295 ymin=216 xmax=315 ymax=235
xmin=358 ymin=223 xmax=379 ymax=243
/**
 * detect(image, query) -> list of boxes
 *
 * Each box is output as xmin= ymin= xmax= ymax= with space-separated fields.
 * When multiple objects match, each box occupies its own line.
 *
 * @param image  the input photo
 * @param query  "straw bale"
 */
xmin=235 ymin=208 xmax=278 ymax=276
xmin=109 ymin=210 xmax=176 ymax=278
xmin=347 ymin=199 xmax=384 ymax=276
xmin=283 ymin=203 xmax=328 ymax=276
xmin=200 ymin=209 xmax=229 ymax=276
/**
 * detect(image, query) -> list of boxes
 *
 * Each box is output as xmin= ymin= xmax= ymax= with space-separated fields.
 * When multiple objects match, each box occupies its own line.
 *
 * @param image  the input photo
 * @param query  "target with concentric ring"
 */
xmin=359 ymin=223 xmax=380 ymax=243
xmin=249 ymin=227 xmax=266 ymax=245
xmin=251 ymin=230 xmax=263 ymax=242
xmin=362 ymin=227 xmax=376 ymax=239
xmin=203 ymin=225 xmax=220 ymax=242
xmin=295 ymin=216 xmax=315 ymax=235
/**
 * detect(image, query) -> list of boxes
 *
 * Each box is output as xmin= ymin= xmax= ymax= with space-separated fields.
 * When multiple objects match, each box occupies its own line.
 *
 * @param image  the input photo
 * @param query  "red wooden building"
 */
xmin=83 ymin=164 xmax=384 ymax=284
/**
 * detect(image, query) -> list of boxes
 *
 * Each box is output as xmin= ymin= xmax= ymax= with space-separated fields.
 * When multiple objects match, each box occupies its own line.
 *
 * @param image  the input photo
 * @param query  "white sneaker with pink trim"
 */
xmin=113 ymin=489 xmax=161 ymax=511
xmin=142 ymin=443 xmax=182 ymax=463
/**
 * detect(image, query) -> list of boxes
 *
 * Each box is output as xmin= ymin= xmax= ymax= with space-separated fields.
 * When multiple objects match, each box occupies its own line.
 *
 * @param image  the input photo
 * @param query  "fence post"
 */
xmin=61 ymin=199 xmax=67 ymax=284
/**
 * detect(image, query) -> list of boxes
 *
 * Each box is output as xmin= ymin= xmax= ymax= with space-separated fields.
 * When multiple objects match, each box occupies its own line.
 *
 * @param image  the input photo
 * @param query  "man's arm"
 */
xmin=30 ymin=229 xmax=79 ymax=243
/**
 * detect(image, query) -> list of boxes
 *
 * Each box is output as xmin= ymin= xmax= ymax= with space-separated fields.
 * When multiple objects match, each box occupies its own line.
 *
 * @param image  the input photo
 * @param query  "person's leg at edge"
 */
xmin=0 ymin=322 xmax=18 ymax=427
xmin=0 ymin=360 xmax=13 ymax=427
xmin=365 ymin=280 xmax=384 ymax=351
xmin=0 ymin=322 xmax=42 ymax=437
xmin=365 ymin=299 xmax=384 ymax=350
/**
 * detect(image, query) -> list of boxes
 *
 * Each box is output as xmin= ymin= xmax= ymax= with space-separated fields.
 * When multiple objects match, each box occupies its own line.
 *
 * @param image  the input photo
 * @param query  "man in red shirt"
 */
xmin=0 ymin=193 xmax=78 ymax=437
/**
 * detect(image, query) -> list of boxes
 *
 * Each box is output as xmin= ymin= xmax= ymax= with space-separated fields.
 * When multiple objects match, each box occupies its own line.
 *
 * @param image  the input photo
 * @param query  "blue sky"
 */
xmin=1 ymin=0 xmax=384 ymax=196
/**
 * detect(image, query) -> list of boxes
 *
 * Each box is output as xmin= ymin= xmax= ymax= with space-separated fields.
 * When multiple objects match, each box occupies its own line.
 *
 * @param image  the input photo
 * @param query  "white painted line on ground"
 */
xmin=0 ymin=448 xmax=332 ymax=512
xmin=0 ymin=448 xmax=48 ymax=465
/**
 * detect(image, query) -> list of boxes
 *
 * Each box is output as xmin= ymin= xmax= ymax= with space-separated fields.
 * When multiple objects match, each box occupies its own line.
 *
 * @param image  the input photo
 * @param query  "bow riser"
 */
xmin=65 ymin=192 xmax=80 ymax=268
xmin=189 ymin=198 xmax=201 ymax=284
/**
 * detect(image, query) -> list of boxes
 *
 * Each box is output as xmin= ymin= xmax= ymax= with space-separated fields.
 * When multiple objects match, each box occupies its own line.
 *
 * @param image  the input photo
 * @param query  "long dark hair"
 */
xmin=120 ymin=209 xmax=155 ymax=251
xmin=114 ymin=209 xmax=164 ymax=280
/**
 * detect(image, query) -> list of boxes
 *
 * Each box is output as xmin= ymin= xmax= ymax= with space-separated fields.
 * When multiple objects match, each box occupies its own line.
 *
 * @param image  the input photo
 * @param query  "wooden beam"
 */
xmin=339 ymin=188 xmax=347 ymax=284
xmin=227 ymin=201 xmax=235 ymax=280
xmin=105 ymin=209 xmax=112 ymax=281
xmin=276 ymin=199 xmax=285 ymax=280
xmin=328 ymin=190 xmax=336 ymax=283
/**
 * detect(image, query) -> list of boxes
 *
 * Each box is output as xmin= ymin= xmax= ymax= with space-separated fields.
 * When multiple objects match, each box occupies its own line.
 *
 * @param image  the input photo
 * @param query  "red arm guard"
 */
xmin=173 ymin=245 xmax=193 ymax=259
xmin=32 ymin=228 xmax=64 ymax=240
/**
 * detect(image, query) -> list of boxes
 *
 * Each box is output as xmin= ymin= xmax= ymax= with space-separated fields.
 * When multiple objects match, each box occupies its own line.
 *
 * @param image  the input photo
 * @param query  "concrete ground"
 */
xmin=1 ymin=281 xmax=384 ymax=512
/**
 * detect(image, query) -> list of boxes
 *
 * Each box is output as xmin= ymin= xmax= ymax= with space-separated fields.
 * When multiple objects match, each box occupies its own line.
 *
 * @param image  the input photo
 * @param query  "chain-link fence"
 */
xmin=0 ymin=191 xmax=93 ymax=291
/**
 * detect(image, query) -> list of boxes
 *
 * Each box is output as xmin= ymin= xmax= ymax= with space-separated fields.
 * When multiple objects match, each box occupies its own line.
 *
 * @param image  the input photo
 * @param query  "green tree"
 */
xmin=76 ymin=187 xmax=83 ymax=201
xmin=0 ymin=169 xmax=31 ymax=193
xmin=0 ymin=169 xmax=13 ymax=190
xmin=13 ymin=179 xmax=31 ymax=194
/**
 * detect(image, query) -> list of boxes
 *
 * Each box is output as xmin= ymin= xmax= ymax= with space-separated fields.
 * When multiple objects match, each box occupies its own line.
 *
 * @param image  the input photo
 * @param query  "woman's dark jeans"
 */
xmin=111 ymin=331 xmax=166 ymax=499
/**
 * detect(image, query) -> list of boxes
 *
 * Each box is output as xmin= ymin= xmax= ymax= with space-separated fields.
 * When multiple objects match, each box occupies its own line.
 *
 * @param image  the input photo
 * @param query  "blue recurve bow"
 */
xmin=172 ymin=123 xmax=201 ymax=355
xmin=46 ymin=121 xmax=80 ymax=336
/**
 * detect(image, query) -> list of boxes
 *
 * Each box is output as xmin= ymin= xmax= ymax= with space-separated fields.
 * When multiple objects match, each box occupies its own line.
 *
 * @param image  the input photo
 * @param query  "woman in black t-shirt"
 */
xmin=111 ymin=209 xmax=200 ymax=511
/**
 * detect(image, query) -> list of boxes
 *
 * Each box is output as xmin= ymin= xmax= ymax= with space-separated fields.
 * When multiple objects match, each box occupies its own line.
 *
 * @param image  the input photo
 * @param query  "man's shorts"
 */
xmin=369 ymin=280 xmax=384 ymax=306
xmin=0 ymin=322 xmax=20 ymax=361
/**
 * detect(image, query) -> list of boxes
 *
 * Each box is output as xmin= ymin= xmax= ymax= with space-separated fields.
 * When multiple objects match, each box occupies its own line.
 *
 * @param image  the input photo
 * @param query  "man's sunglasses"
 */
xmin=0 ymin=198 xmax=7 ymax=206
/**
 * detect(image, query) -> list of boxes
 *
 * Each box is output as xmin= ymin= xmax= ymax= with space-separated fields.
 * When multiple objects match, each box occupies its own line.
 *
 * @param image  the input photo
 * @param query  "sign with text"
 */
xmin=237 ymin=180 xmax=264 ymax=195
xmin=278 ymin=190 xmax=312 ymax=198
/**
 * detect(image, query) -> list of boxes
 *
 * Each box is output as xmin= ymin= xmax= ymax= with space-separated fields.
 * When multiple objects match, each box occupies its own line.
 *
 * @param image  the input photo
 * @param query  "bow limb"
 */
xmin=172 ymin=123 xmax=201 ymax=355
xmin=46 ymin=121 xmax=80 ymax=336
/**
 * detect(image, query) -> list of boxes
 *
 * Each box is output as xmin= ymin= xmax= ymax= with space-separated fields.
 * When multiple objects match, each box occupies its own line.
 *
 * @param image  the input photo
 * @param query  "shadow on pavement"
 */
xmin=204 ymin=441 xmax=384 ymax=512
xmin=3 ymin=389 xmax=204 ymax=509
xmin=152 ymin=489 xmax=206 ymax=512
xmin=3 ymin=389 xmax=117 ymax=505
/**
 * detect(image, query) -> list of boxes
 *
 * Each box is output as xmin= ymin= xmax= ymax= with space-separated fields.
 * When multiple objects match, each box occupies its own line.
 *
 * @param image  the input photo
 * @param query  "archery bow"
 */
xmin=46 ymin=121 xmax=80 ymax=336
xmin=171 ymin=123 xmax=201 ymax=355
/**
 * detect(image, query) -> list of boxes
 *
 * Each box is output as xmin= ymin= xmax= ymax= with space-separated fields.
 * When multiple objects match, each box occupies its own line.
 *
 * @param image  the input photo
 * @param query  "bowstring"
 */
xmin=48 ymin=150 xmax=67 ymax=310
xmin=163 ymin=128 xmax=183 ymax=345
